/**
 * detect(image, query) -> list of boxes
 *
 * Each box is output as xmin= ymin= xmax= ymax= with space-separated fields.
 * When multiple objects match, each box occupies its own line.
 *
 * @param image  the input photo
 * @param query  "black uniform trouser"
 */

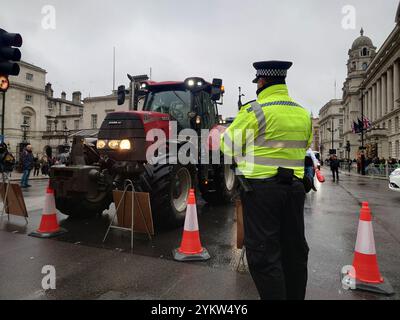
xmin=331 ymin=168 xmax=339 ymax=181
xmin=241 ymin=179 xmax=309 ymax=300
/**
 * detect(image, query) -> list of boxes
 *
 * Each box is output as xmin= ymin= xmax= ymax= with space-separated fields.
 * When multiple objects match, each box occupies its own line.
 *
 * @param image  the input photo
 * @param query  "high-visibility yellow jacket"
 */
xmin=221 ymin=84 xmax=312 ymax=179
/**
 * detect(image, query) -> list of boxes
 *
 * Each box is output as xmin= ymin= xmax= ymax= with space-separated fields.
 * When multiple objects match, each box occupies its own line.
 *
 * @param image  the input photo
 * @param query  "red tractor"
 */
xmin=50 ymin=77 xmax=237 ymax=229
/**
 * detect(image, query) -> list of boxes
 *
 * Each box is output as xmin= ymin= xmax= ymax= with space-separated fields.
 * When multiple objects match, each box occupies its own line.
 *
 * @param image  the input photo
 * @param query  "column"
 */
xmin=372 ymin=83 xmax=376 ymax=121
xmin=377 ymin=79 xmax=382 ymax=120
xmin=364 ymin=93 xmax=368 ymax=120
xmin=369 ymin=87 xmax=373 ymax=121
xmin=387 ymin=67 xmax=394 ymax=112
xmin=394 ymin=60 xmax=400 ymax=108
xmin=382 ymin=73 xmax=387 ymax=116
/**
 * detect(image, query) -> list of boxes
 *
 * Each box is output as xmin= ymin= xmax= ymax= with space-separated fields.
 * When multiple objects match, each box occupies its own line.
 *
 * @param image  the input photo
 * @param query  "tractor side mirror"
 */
xmin=211 ymin=78 xmax=223 ymax=101
xmin=117 ymin=85 xmax=126 ymax=106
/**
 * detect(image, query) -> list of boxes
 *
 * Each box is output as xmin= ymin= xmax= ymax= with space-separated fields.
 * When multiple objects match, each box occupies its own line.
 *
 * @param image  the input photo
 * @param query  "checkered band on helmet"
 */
xmin=256 ymin=69 xmax=287 ymax=77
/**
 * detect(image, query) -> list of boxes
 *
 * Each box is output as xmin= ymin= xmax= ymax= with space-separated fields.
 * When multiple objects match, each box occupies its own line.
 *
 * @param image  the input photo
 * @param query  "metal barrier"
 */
xmin=339 ymin=163 xmax=400 ymax=178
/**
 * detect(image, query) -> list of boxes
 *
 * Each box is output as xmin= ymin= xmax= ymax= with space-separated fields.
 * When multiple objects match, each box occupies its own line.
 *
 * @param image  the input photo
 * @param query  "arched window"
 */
xmin=21 ymin=106 xmax=36 ymax=131
xmin=361 ymin=47 xmax=369 ymax=57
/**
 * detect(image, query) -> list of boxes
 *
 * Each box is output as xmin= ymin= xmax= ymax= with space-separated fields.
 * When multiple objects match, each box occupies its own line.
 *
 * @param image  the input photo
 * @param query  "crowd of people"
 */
xmin=18 ymin=144 xmax=70 ymax=188
xmin=323 ymin=154 xmax=400 ymax=177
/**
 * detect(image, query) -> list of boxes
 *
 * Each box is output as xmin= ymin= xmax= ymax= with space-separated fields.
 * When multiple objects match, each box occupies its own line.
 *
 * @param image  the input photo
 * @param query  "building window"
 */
xmin=74 ymin=120 xmax=80 ymax=130
xmin=79 ymin=107 xmax=83 ymax=115
xmin=91 ymin=114 xmax=98 ymax=129
xmin=66 ymin=105 xmax=71 ymax=113
xmin=23 ymin=115 xmax=31 ymax=127
xmin=47 ymin=120 xmax=52 ymax=132
xmin=48 ymin=102 xmax=53 ymax=112
xmin=361 ymin=48 xmax=369 ymax=57
xmin=396 ymin=141 xmax=400 ymax=159
xmin=62 ymin=120 xmax=67 ymax=130
xmin=26 ymin=73 xmax=33 ymax=81
xmin=395 ymin=117 xmax=399 ymax=133
xmin=25 ymin=94 xmax=33 ymax=104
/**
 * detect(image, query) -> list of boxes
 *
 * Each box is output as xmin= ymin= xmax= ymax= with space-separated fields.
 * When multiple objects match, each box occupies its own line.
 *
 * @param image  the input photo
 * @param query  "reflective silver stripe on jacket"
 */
xmin=250 ymin=156 xmax=305 ymax=168
xmin=249 ymin=101 xmax=308 ymax=149
xmin=263 ymin=140 xmax=308 ymax=149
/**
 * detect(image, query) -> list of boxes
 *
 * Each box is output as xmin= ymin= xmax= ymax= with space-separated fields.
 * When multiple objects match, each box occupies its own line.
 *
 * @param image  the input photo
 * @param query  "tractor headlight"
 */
xmin=187 ymin=79 xmax=195 ymax=87
xmin=108 ymin=140 xmax=120 ymax=150
xmin=120 ymin=139 xmax=131 ymax=150
xmin=97 ymin=140 xmax=107 ymax=149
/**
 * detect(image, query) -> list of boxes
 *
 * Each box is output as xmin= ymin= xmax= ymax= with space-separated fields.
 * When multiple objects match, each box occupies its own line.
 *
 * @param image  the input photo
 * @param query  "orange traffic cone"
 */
xmin=29 ymin=184 xmax=67 ymax=239
xmin=347 ymin=202 xmax=393 ymax=295
xmin=173 ymin=189 xmax=210 ymax=262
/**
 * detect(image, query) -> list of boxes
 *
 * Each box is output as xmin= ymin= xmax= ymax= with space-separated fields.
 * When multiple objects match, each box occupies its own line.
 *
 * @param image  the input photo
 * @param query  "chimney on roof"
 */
xmin=61 ymin=91 xmax=66 ymax=100
xmin=45 ymin=83 xmax=53 ymax=98
xmin=72 ymin=91 xmax=82 ymax=104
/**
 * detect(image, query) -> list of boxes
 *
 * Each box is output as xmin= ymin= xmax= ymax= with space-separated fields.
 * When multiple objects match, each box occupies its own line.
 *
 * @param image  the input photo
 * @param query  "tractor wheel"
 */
xmin=200 ymin=164 xmax=237 ymax=205
xmin=139 ymin=163 xmax=195 ymax=229
xmin=55 ymin=191 xmax=112 ymax=219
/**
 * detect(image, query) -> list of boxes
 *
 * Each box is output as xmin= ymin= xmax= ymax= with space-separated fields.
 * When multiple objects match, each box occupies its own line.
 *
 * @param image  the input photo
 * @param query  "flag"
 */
xmin=353 ymin=121 xmax=360 ymax=133
xmin=363 ymin=117 xmax=371 ymax=129
xmin=358 ymin=119 xmax=364 ymax=132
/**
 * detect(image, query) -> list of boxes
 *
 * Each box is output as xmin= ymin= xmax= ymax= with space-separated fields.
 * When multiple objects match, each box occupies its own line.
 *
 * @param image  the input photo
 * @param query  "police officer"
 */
xmin=221 ymin=61 xmax=313 ymax=300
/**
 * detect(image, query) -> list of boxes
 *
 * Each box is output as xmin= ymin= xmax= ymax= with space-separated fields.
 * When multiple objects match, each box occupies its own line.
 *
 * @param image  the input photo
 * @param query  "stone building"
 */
xmin=341 ymin=3 xmax=400 ymax=160
xmin=319 ymin=99 xmax=344 ymax=159
xmin=42 ymin=84 xmax=84 ymax=157
xmin=0 ymin=61 xmax=83 ymax=160
xmin=83 ymin=92 xmax=129 ymax=130
xmin=361 ymin=8 xmax=400 ymax=160
xmin=0 ymin=61 xmax=47 ymax=158
xmin=342 ymin=29 xmax=377 ymax=159
xmin=311 ymin=117 xmax=320 ymax=152
xmin=320 ymin=2 xmax=400 ymax=160
xmin=0 ymin=59 xmax=137 ymax=160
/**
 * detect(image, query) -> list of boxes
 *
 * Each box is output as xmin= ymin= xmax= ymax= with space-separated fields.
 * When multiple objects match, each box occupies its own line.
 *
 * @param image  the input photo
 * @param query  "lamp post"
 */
xmin=359 ymin=88 xmax=367 ymax=175
xmin=63 ymin=126 xmax=69 ymax=144
xmin=327 ymin=118 xmax=338 ymax=154
xmin=20 ymin=120 xmax=30 ymax=143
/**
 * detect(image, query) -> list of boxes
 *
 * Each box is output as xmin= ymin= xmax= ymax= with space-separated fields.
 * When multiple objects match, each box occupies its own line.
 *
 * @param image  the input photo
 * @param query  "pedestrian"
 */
xmin=41 ymin=156 xmax=49 ymax=176
xmin=221 ymin=61 xmax=312 ymax=300
xmin=20 ymin=144 xmax=34 ymax=188
xmin=33 ymin=155 xmax=41 ymax=177
xmin=330 ymin=154 xmax=340 ymax=182
xmin=305 ymin=148 xmax=317 ymax=192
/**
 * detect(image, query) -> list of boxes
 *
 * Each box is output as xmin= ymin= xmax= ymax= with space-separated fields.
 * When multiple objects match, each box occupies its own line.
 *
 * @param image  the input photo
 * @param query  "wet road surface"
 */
xmin=0 ymin=170 xmax=399 ymax=300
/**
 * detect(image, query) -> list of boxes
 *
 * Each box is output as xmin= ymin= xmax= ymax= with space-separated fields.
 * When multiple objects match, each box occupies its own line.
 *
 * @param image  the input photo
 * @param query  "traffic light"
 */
xmin=0 ymin=29 xmax=22 ymax=76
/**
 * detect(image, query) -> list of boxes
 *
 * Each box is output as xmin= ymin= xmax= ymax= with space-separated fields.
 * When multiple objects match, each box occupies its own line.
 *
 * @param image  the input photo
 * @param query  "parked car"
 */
xmin=389 ymin=169 xmax=400 ymax=192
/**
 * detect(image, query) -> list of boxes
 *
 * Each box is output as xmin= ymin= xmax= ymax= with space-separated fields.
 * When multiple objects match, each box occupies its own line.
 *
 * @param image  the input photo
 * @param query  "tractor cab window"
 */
xmin=144 ymin=90 xmax=191 ymax=128
xmin=194 ymin=91 xmax=217 ymax=129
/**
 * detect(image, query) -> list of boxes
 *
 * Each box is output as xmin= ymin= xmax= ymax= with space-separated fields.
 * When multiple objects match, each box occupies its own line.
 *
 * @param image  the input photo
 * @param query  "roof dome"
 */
xmin=351 ymin=28 xmax=374 ymax=50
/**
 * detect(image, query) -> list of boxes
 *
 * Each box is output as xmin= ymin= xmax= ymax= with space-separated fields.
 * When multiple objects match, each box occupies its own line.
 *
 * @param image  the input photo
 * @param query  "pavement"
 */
xmin=7 ymin=172 xmax=49 ymax=182
xmin=0 ymin=169 xmax=399 ymax=300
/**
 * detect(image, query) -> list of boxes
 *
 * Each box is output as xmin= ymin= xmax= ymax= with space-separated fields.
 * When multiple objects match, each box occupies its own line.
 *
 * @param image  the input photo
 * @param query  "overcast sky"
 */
xmin=1 ymin=0 xmax=399 ymax=117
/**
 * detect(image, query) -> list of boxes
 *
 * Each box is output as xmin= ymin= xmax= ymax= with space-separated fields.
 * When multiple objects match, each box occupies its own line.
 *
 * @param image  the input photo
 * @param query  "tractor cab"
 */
xmin=118 ymin=77 xmax=224 ymax=131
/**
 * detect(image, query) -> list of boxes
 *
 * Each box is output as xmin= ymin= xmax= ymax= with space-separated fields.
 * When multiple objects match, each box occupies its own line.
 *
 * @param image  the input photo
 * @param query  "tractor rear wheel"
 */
xmin=139 ymin=163 xmax=195 ymax=229
xmin=200 ymin=164 xmax=237 ymax=205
